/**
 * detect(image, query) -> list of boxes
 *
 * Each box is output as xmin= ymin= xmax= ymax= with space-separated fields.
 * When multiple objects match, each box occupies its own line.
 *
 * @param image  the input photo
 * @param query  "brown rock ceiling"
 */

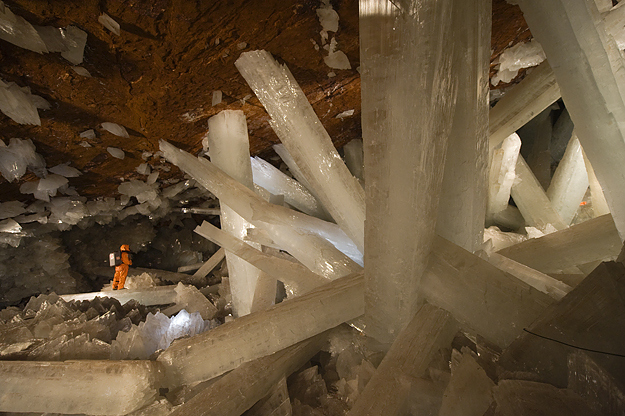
xmin=0 ymin=0 xmax=529 ymax=202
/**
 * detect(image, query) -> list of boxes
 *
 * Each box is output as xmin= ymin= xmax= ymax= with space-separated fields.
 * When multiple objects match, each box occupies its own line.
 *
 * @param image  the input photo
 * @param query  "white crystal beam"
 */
xmin=488 ymin=61 xmax=561 ymax=151
xmin=510 ymin=156 xmax=568 ymax=231
xmin=0 ymin=360 xmax=162 ymax=415
xmin=250 ymin=156 xmax=331 ymax=220
xmin=160 ymin=140 xmax=362 ymax=275
xmin=167 ymin=335 xmax=325 ymax=416
xmin=156 ymin=271 xmax=364 ymax=388
xmin=424 ymin=236 xmax=554 ymax=348
xmin=497 ymin=213 xmax=622 ymax=274
xmin=59 ymin=286 xmax=177 ymax=306
xmin=194 ymin=221 xmax=330 ymax=295
xmin=359 ymin=0 xmax=457 ymax=345
xmin=516 ymin=0 xmax=625 ymax=241
xmin=192 ymin=247 xmax=225 ymax=279
xmin=436 ymin=0 xmax=490 ymax=253
xmin=235 ymin=50 xmax=366 ymax=252
xmin=546 ymin=135 xmax=589 ymax=225
xmin=346 ymin=304 xmax=457 ymax=416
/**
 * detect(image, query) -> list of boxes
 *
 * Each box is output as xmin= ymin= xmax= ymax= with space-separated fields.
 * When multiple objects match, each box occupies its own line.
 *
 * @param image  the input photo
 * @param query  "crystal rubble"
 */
xmin=499 ymin=259 xmax=625 ymax=388
xmin=568 ymin=352 xmax=625 ymax=416
xmin=347 ymin=304 xmax=457 ymax=416
xmin=436 ymin=0 xmax=490 ymax=253
xmin=489 ymin=61 xmax=561 ymax=152
xmin=0 ymin=360 xmax=163 ymax=415
xmin=582 ymin=151 xmax=611 ymax=217
xmin=111 ymin=309 xmax=217 ymax=360
xmin=491 ymin=39 xmax=546 ymax=86
xmin=235 ymin=50 xmax=366 ymax=252
xmin=195 ymin=221 xmax=330 ymax=295
xmin=516 ymin=0 xmax=625 ymax=242
xmin=359 ymin=0 xmax=457 ymax=345
xmin=212 ymin=90 xmax=222 ymax=106
xmin=546 ymin=135 xmax=589 ymax=225
xmin=438 ymin=349 xmax=495 ymax=416
xmin=159 ymin=141 xmax=362 ymax=269
xmin=156 ymin=271 xmax=364 ymax=388
xmin=99 ymin=13 xmax=121 ymax=35
xmin=245 ymin=376 xmax=292 ymax=416
xmin=423 ymin=236 xmax=554 ymax=349
xmin=168 ymin=334 xmax=326 ymax=416
xmin=491 ymin=380 xmax=598 ymax=416
xmin=510 ymin=156 xmax=567 ymax=231
xmin=497 ymin=213 xmax=621 ymax=275
xmin=251 ymin=156 xmax=331 ymax=221
xmin=207 ymin=110 xmax=266 ymax=316
xmin=487 ymin=133 xmax=522 ymax=223
xmin=477 ymin=250 xmax=572 ymax=300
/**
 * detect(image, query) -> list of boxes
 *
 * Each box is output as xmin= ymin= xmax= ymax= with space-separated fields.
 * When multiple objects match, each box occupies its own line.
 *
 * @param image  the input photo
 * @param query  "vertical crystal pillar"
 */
xmin=487 ymin=133 xmax=522 ymax=222
xmin=360 ymin=0 xmax=457 ymax=344
xmin=516 ymin=0 xmax=625 ymax=241
xmin=207 ymin=110 xmax=266 ymax=316
xmin=436 ymin=0 xmax=491 ymax=252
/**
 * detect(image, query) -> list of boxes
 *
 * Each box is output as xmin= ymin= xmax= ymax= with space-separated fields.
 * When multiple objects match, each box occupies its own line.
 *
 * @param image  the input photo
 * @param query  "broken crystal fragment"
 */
xmin=438 ymin=350 xmax=495 ymax=416
xmin=147 ymin=171 xmax=159 ymax=185
xmin=79 ymin=129 xmax=96 ymax=139
xmin=102 ymin=122 xmax=130 ymax=138
xmin=136 ymin=162 xmax=151 ymax=175
xmin=0 ymin=80 xmax=41 ymax=125
xmin=107 ymin=146 xmax=125 ymax=159
xmin=37 ymin=174 xmax=68 ymax=191
xmin=162 ymin=282 xmax=217 ymax=320
xmin=0 ymin=201 xmax=25 ymax=219
xmin=35 ymin=25 xmax=67 ymax=52
xmin=49 ymin=163 xmax=81 ymax=178
xmin=347 ymin=304 xmax=457 ymax=415
xmin=335 ymin=109 xmax=354 ymax=119
xmin=236 ymin=50 xmax=365 ymax=252
xmin=0 ymin=218 xmax=21 ymax=233
xmin=61 ymin=25 xmax=88 ymax=64
xmin=0 ymin=1 xmax=47 ymax=53
xmin=324 ymin=38 xmax=351 ymax=70
xmin=72 ymin=66 xmax=91 ymax=77
xmin=491 ymin=39 xmax=546 ymax=86
xmin=98 ymin=13 xmax=121 ymax=35
xmin=212 ymin=90 xmax=222 ymax=106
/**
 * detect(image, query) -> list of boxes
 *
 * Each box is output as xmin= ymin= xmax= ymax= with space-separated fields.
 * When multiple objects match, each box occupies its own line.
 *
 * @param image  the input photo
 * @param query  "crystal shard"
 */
xmin=347 ymin=304 xmax=457 ymax=416
xmin=235 ymin=50 xmax=365 ymax=252
xmin=0 ymin=1 xmax=47 ymax=53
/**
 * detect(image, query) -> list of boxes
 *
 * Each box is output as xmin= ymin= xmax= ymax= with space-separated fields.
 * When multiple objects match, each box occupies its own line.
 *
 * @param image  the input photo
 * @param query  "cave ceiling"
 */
xmin=0 ymin=0 xmax=530 ymax=202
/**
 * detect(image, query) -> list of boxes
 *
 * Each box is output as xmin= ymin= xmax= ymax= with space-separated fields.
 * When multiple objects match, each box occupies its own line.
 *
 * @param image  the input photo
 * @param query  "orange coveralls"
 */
xmin=112 ymin=246 xmax=132 ymax=290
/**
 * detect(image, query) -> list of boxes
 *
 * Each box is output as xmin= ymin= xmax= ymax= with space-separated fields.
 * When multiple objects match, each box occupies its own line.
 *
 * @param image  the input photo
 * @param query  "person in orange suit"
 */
xmin=112 ymin=244 xmax=132 ymax=290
